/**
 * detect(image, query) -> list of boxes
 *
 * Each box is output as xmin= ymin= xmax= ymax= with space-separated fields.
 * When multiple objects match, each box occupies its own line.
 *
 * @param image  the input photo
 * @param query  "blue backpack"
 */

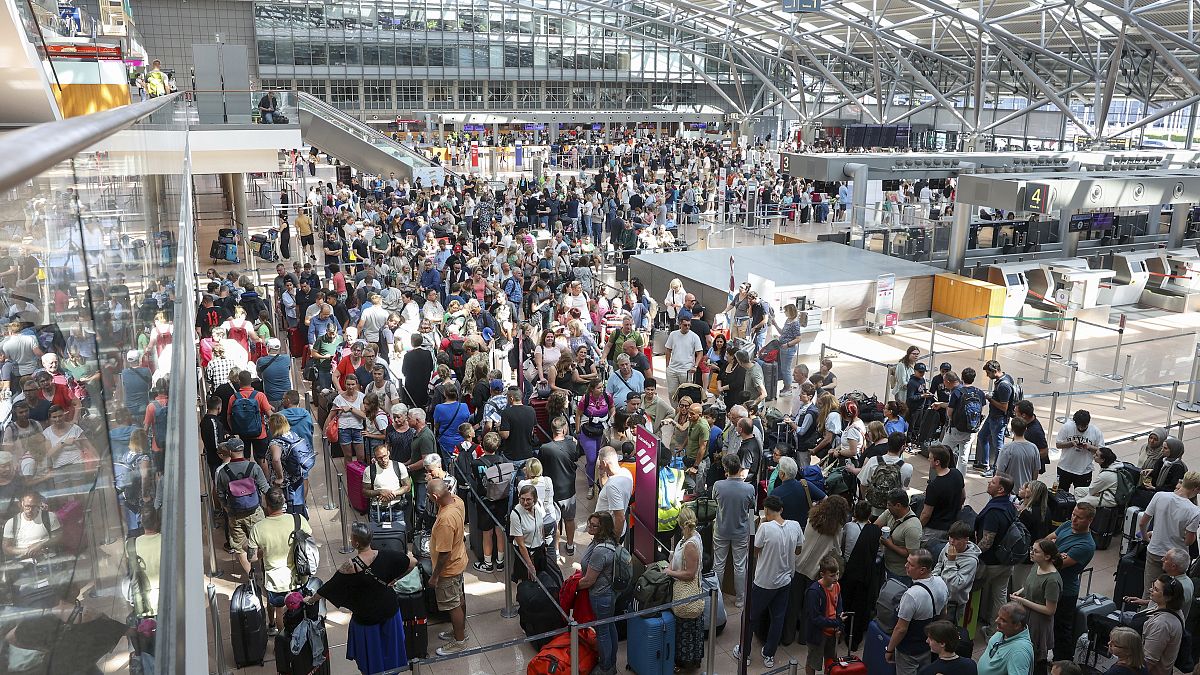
xmin=230 ymin=389 xmax=263 ymax=436
xmin=278 ymin=433 xmax=316 ymax=487
xmin=800 ymin=464 xmax=826 ymax=492
xmin=952 ymin=386 xmax=985 ymax=433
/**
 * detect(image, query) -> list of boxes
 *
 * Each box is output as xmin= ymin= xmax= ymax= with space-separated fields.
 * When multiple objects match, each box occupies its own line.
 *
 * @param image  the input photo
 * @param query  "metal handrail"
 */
xmin=0 ymin=92 xmax=183 ymax=193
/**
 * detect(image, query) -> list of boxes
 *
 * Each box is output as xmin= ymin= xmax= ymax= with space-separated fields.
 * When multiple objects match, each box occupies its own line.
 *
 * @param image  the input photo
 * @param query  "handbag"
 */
xmin=324 ymin=413 xmax=339 ymax=444
xmin=672 ymin=574 xmax=705 ymax=619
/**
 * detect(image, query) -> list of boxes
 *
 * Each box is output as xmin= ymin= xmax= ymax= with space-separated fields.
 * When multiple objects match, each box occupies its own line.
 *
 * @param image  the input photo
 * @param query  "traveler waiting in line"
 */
xmin=1053 ymin=409 xmax=1104 ymax=491
xmin=732 ymin=495 xmax=804 ymax=670
xmin=974 ymin=472 xmax=1018 ymax=638
xmin=1010 ymin=538 xmax=1063 ymax=673
xmin=1045 ymin=502 xmax=1097 ymax=665
xmin=876 ymin=488 xmax=924 ymax=583
xmin=884 ymin=549 xmax=949 ymax=675
xmin=664 ymin=505 xmax=705 ymax=670
xmin=214 ymin=438 xmax=269 ymax=577
xmin=997 ymin=417 xmax=1041 ymax=493
xmin=1146 ymin=437 xmax=1187 ymax=493
xmin=1141 ymin=575 xmax=1187 ymax=675
xmin=918 ymin=620 xmax=978 ymax=675
xmin=931 ymin=521 xmax=981 ymax=624
xmin=977 ymin=603 xmax=1034 ymax=675
xmin=1121 ymin=548 xmax=1193 ymax=621
xmin=803 ymin=555 xmax=845 ymax=675
xmin=577 ymin=511 xmax=621 ymax=675
xmin=1136 ymin=471 xmax=1200 ymax=606
xmin=975 ymin=360 xmax=1016 ymax=476
xmin=595 ymin=446 xmax=633 ymax=539
xmin=248 ymin=487 xmax=312 ymax=637
xmin=711 ymin=453 xmax=754 ymax=607
xmin=427 ymin=478 xmax=470 ymax=657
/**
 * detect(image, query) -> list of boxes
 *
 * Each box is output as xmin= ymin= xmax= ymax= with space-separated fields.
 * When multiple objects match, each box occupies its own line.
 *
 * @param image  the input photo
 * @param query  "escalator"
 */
xmin=297 ymin=92 xmax=449 ymax=184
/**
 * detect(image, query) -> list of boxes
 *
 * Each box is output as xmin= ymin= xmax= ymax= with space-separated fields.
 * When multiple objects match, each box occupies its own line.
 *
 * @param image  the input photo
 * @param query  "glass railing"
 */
xmin=192 ymin=89 xmax=301 ymax=126
xmin=0 ymin=92 xmax=203 ymax=673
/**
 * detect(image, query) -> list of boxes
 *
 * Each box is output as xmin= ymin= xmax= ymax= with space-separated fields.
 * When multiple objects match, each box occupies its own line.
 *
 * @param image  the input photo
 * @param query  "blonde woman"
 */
xmin=663 ymin=278 xmax=687 ymax=330
xmin=810 ymin=394 xmax=841 ymax=460
xmin=665 ymin=505 xmax=705 ymax=669
xmin=517 ymin=458 xmax=561 ymax=555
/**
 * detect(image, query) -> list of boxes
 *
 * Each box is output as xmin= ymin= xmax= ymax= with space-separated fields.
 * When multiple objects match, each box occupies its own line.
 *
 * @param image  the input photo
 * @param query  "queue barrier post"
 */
xmin=335 ymin=472 xmax=353 ymax=554
xmin=1181 ymin=343 xmax=1200 ymax=413
xmin=501 ymin=533 xmax=519 ymax=618
xmin=1116 ymin=355 xmax=1132 ymax=411
xmin=704 ymin=586 xmax=719 ymax=675
xmin=569 ymin=621 xmax=581 ymax=675
xmin=306 ymin=391 xmax=336 ymax=511
xmin=1041 ymin=331 xmax=1055 ymax=385
xmin=1060 ymin=365 xmax=1078 ymax=423
xmin=1065 ymin=317 xmax=1080 ymax=367
xmin=1166 ymin=381 xmax=1181 ymax=428
xmin=209 ymin=584 xmax=229 ymax=675
xmin=1047 ymin=392 xmax=1060 ymax=441
xmin=1110 ymin=314 xmax=1126 ymax=379
xmin=990 ymin=342 xmax=999 ymax=363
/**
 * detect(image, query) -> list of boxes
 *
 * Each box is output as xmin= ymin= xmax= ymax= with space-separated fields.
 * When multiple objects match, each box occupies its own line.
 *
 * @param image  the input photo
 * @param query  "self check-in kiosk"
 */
xmin=1142 ymin=248 xmax=1200 ymax=312
xmin=1022 ymin=258 xmax=1114 ymax=325
xmin=985 ymin=262 xmax=1038 ymax=318
xmin=1097 ymin=251 xmax=1156 ymax=307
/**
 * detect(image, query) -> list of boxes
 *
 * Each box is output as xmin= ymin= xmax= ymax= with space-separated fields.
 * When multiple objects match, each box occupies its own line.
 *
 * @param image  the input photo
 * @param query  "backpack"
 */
xmin=632 ymin=558 xmax=669 ymax=606
xmin=225 ymin=463 xmax=261 ymax=512
xmin=230 ymin=389 xmax=263 ymax=437
xmin=865 ymin=457 xmax=905 ymax=510
xmin=150 ymin=401 xmax=169 ymax=451
xmin=799 ymin=464 xmax=826 ymax=492
xmin=115 ymin=449 xmax=149 ymax=514
xmin=993 ymin=511 xmax=1032 ymax=565
xmin=999 ymin=374 xmax=1021 ymax=418
xmin=1103 ymin=462 xmax=1141 ymax=508
xmin=370 ymin=459 xmax=406 ymax=488
xmin=278 ymin=433 xmax=316 ymax=487
xmin=759 ymin=339 xmax=781 ymax=364
xmin=951 ymin=386 xmax=985 ymax=433
xmin=289 ymin=513 xmax=320 ymax=583
xmin=227 ymin=320 xmax=249 ymax=346
xmin=448 ymin=338 xmax=466 ymax=371
xmin=482 ymin=461 xmax=516 ymax=503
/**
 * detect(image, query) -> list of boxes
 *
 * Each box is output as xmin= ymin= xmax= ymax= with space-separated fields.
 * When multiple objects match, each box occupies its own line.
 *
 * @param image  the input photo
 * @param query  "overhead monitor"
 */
xmin=1068 ymin=213 xmax=1095 ymax=232
xmin=1091 ymin=212 xmax=1115 ymax=231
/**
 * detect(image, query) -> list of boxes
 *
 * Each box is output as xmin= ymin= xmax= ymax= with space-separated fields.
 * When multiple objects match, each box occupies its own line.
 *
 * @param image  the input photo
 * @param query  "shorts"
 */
xmin=242 ymin=435 xmax=269 ymax=462
xmin=266 ymin=588 xmax=288 ymax=608
xmin=435 ymin=573 xmax=465 ymax=611
xmin=301 ymin=233 xmax=315 ymax=247
xmin=338 ymin=427 xmax=364 ymax=446
xmin=227 ymin=507 xmax=264 ymax=554
xmin=556 ymin=495 xmax=577 ymax=522
xmin=805 ymin=634 xmax=836 ymax=671
xmin=478 ymin=500 xmax=506 ymax=532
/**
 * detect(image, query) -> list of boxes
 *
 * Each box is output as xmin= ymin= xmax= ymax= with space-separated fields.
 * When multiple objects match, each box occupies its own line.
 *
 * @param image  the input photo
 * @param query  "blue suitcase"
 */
xmin=864 ymin=619 xmax=895 ymax=675
xmin=627 ymin=611 xmax=674 ymax=675
xmin=225 ymin=242 xmax=239 ymax=263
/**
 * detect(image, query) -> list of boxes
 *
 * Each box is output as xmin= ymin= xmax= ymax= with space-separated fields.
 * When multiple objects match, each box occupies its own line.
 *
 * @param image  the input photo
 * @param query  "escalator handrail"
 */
xmin=0 ymin=92 xmax=183 ymax=193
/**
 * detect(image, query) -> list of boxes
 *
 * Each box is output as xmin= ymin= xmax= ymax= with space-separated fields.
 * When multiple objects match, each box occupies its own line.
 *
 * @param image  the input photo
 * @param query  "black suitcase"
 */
xmin=230 ymin=580 xmax=268 ymax=667
xmin=369 ymin=515 xmax=407 ymax=557
xmin=761 ymin=361 xmax=779 ymax=402
xmin=1049 ymin=490 xmax=1076 ymax=525
xmin=251 ymin=233 xmax=271 ymax=244
xmin=517 ymin=570 xmax=567 ymax=649
xmin=210 ymin=241 xmax=227 ymax=261
xmin=1091 ymin=505 xmax=1119 ymax=550
xmin=274 ymin=604 xmax=330 ymax=674
xmin=219 ymin=228 xmax=237 ymax=240
xmin=1113 ymin=545 xmax=1146 ymax=602
xmin=616 ymin=262 xmax=630 ymax=282
xmin=397 ymin=587 xmax=429 ymax=659
xmin=419 ymin=558 xmax=450 ymax=623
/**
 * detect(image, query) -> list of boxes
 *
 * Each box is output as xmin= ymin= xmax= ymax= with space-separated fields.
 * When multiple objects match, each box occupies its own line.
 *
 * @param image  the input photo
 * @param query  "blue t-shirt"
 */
xmin=1053 ymin=520 xmax=1096 ymax=596
xmin=708 ymin=425 xmax=723 ymax=450
xmin=121 ymin=367 xmax=152 ymax=414
xmin=256 ymin=355 xmax=292 ymax=402
xmin=433 ymin=401 xmax=470 ymax=451
xmin=987 ymin=377 xmax=1014 ymax=419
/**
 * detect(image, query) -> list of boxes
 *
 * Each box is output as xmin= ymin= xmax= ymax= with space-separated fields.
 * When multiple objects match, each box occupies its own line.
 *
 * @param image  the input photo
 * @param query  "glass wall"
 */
xmin=0 ymin=95 xmax=200 ymax=672
xmin=251 ymin=0 xmax=759 ymax=112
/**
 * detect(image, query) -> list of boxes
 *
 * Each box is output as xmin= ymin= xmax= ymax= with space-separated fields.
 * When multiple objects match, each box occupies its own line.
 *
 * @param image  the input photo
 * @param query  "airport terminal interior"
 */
xmin=9 ymin=0 xmax=1200 ymax=673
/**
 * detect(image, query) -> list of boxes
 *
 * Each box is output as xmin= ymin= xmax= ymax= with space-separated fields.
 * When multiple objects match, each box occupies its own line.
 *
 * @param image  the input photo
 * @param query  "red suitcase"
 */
xmin=56 ymin=499 xmax=87 ymax=555
xmin=346 ymin=460 xmax=369 ymax=514
xmin=287 ymin=325 xmax=306 ymax=359
xmin=826 ymin=612 xmax=867 ymax=675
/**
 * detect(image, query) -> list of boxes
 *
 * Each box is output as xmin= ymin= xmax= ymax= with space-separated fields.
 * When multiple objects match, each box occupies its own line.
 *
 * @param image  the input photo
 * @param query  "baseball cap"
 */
xmin=126 ymin=349 xmax=141 ymax=364
xmin=267 ymin=337 xmax=281 ymax=350
xmin=939 ymin=362 xmax=952 ymax=371
xmin=490 ymin=378 xmax=505 ymax=390
xmin=223 ymin=438 xmax=245 ymax=453
xmin=914 ymin=363 xmax=928 ymax=372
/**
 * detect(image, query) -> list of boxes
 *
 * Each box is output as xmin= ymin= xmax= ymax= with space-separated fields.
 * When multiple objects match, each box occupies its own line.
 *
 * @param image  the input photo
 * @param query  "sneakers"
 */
xmin=981 ymin=468 xmax=996 ymax=478
xmin=733 ymin=598 xmax=745 ymax=609
xmin=472 ymin=561 xmax=494 ymax=573
xmin=495 ymin=558 xmax=505 ymax=570
xmin=731 ymin=645 xmax=750 ymax=667
xmin=435 ymin=640 xmax=467 ymax=656
xmin=763 ymin=654 xmax=776 ymax=668
xmin=267 ymin=627 xmax=280 ymax=637
xmin=438 ymin=631 xmax=458 ymax=641
xmin=565 ymin=544 xmax=576 ymax=556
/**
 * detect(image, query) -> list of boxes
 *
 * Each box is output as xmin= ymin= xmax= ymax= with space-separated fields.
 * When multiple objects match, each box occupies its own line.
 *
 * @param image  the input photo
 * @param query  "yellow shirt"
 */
xmin=296 ymin=213 xmax=313 ymax=237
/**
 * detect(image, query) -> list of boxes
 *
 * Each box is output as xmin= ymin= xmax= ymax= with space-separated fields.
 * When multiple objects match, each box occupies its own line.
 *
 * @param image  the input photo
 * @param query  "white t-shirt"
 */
xmin=509 ymin=502 xmax=551 ymax=547
xmin=1055 ymin=421 xmax=1105 ymax=474
xmin=664 ymin=330 xmax=703 ymax=373
xmin=753 ymin=518 xmax=803 ymax=589
xmin=518 ymin=476 xmax=559 ymax=522
xmin=897 ymin=577 xmax=949 ymax=622
xmin=597 ymin=468 xmax=634 ymax=517
xmin=859 ymin=454 xmax=914 ymax=489
xmin=44 ymin=424 xmax=84 ymax=469
xmin=334 ymin=391 xmax=366 ymax=430
xmin=1144 ymin=490 xmax=1200 ymax=558
xmin=841 ymin=418 xmax=865 ymax=452
xmin=363 ymin=459 xmax=409 ymax=509
xmin=3 ymin=510 xmax=60 ymax=554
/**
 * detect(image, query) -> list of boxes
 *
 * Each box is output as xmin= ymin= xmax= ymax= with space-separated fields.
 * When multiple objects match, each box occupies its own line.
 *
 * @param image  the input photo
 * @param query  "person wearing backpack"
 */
xmin=935 ymin=369 xmax=984 ymax=474
xmin=974 ymin=472 xmax=1020 ymax=639
xmin=215 ymin=438 xmax=270 ymax=576
xmin=975 ymin=361 xmax=1016 ymax=476
xmin=1045 ymin=501 xmax=1096 ymax=665
xmin=470 ymin=431 xmax=507 ymax=573
xmin=859 ymin=438 xmax=914 ymax=517
xmin=249 ymin=487 xmax=312 ymax=637
xmin=267 ymin=414 xmax=315 ymax=518
xmin=1076 ymin=447 xmax=1125 ymax=509
xmin=226 ymin=370 xmax=274 ymax=472
xmin=578 ymin=510 xmax=625 ymax=675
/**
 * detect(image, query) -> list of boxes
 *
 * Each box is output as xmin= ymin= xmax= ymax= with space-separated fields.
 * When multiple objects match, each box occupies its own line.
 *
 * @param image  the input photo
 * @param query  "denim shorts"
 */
xmin=338 ymin=427 xmax=364 ymax=446
xmin=266 ymin=588 xmax=287 ymax=608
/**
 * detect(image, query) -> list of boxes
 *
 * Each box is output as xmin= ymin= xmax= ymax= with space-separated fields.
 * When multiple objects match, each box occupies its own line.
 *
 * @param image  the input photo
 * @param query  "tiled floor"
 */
xmin=199 ymin=169 xmax=1200 ymax=675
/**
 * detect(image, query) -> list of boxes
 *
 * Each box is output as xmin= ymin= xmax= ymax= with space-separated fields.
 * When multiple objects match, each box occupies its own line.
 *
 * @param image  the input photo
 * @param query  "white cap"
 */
xmin=267 ymin=337 xmax=281 ymax=350
xmin=126 ymin=349 xmax=140 ymax=363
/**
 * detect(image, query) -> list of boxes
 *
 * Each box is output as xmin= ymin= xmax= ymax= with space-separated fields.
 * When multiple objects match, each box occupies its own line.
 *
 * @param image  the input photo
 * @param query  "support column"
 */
xmin=142 ymin=175 xmax=163 ymax=232
xmin=656 ymin=120 xmax=663 ymax=139
xmin=844 ymin=163 xmax=868 ymax=230
xmin=1169 ymin=202 xmax=1190 ymax=249
xmin=1059 ymin=207 xmax=1079 ymax=257
xmin=550 ymin=122 xmax=559 ymax=142
xmin=948 ymin=202 xmax=972 ymax=273
xmin=228 ymin=173 xmax=249 ymax=230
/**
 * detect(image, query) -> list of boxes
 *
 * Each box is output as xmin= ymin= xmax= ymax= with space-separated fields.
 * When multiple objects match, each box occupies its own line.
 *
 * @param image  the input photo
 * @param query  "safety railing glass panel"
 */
xmin=0 ymin=94 xmax=198 ymax=672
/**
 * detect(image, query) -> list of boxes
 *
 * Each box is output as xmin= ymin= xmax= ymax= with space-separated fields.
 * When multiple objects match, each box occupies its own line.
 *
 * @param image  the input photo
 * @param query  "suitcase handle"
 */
xmin=841 ymin=610 xmax=855 ymax=658
xmin=1081 ymin=567 xmax=1094 ymax=595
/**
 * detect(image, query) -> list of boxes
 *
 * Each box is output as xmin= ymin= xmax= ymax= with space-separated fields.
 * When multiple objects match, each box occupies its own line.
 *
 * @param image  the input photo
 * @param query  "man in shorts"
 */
xmin=214 ymin=438 xmax=269 ymax=576
xmin=428 ymin=479 xmax=469 ymax=656
xmin=249 ymin=487 xmax=311 ymax=636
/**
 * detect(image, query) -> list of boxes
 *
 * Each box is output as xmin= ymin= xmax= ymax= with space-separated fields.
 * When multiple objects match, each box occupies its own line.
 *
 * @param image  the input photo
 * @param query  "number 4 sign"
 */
xmin=1023 ymin=182 xmax=1052 ymax=214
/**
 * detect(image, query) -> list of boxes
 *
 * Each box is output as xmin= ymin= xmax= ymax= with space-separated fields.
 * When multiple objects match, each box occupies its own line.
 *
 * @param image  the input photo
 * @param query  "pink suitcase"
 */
xmin=56 ymin=499 xmax=87 ymax=555
xmin=346 ymin=460 xmax=369 ymax=514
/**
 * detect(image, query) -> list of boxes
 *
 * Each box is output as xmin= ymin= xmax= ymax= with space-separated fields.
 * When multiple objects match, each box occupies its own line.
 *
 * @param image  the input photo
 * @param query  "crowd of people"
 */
xmin=150 ymin=133 xmax=1200 ymax=674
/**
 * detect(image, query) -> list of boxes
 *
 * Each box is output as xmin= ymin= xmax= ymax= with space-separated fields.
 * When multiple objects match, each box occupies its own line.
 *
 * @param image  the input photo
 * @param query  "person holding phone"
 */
xmin=1053 ymin=410 xmax=1104 ymax=492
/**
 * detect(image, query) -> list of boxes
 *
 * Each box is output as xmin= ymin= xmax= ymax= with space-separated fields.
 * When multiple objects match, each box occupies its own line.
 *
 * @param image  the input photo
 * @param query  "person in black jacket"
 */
xmin=400 ymin=333 xmax=434 ymax=408
xmin=1147 ymin=438 xmax=1187 ymax=492
xmin=804 ymin=555 xmax=845 ymax=675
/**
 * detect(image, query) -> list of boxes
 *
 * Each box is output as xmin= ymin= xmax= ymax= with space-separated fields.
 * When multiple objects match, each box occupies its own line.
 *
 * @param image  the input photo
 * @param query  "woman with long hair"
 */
xmin=576 ymin=380 xmax=613 ymax=498
xmin=532 ymin=328 xmax=561 ymax=391
xmin=884 ymin=401 xmax=909 ymax=436
xmin=836 ymin=401 xmax=865 ymax=460
xmin=814 ymin=358 xmax=837 ymax=397
xmin=776 ymin=304 xmax=806 ymax=390
xmin=304 ymin=522 xmax=417 ymax=673
xmin=1011 ymin=538 xmax=1063 ymax=670
xmin=888 ymin=346 xmax=921 ymax=403
xmin=811 ymin=393 xmax=841 ymax=460
xmin=797 ymin=495 xmax=852 ymax=580
xmin=267 ymin=413 xmax=310 ymax=516
xmin=1018 ymin=480 xmax=1053 ymax=542
xmin=706 ymin=333 xmax=729 ymax=394
xmin=665 ymin=505 xmax=705 ymax=670
xmin=578 ymin=511 xmax=620 ymax=675
xmin=662 ymin=278 xmax=687 ymax=331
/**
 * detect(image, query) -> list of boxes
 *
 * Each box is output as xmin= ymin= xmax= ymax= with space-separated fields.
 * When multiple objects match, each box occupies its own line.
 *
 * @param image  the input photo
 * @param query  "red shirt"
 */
xmin=335 ymin=355 xmax=363 ymax=390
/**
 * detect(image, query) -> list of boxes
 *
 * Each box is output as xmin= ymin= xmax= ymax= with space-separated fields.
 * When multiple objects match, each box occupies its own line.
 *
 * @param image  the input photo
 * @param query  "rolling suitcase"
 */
xmin=1049 ymin=490 xmax=1076 ymax=526
xmin=700 ymin=572 xmax=726 ymax=635
xmin=219 ymin=228 xmax=237 ymax=240
xmin=827 ymin=612 xmax=867 ymax=675
xmin=863 ymin=619 xmax=895 ymax=675
xmin=417 ymin=557 xmax=450 ymax=623
xmin=626 ymin=611 xmax=674 ymax=675
xmin=1091 ymin=505 xmax=1119 ymax=550
xmin=346 ymin=460 xmax=369 ymax=514
xmin=230 ymin=579 xmax=268 ymax=668
xmin=396 ymin=585 xmax=429 ymax=659
xmin=1113 ymin=545 xmax=1146 ymax=602
xmin=275 ymin=600 xmax=330 ymax=675
xmin=369 ymin=511 xmax=407 ymax=557
xmin=517 ymin=571 xmax=568 ymax=650
xmin=225 ymin=242 xmax=240 ymax=263
xmin=256 ymin=241 xmax=278 ymax=262
xmin=761 ymin=361 xmax=779 ymax=402
xmin=56 ymin=499 xmax=87 ymax=555
xmin=1120 ymin=506 xmax=1142 ymax=555
xmin=1074 ymin=570 xmax=1116 ymax=647
xmin=210 ymin=241 xmax=227 ymax=261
